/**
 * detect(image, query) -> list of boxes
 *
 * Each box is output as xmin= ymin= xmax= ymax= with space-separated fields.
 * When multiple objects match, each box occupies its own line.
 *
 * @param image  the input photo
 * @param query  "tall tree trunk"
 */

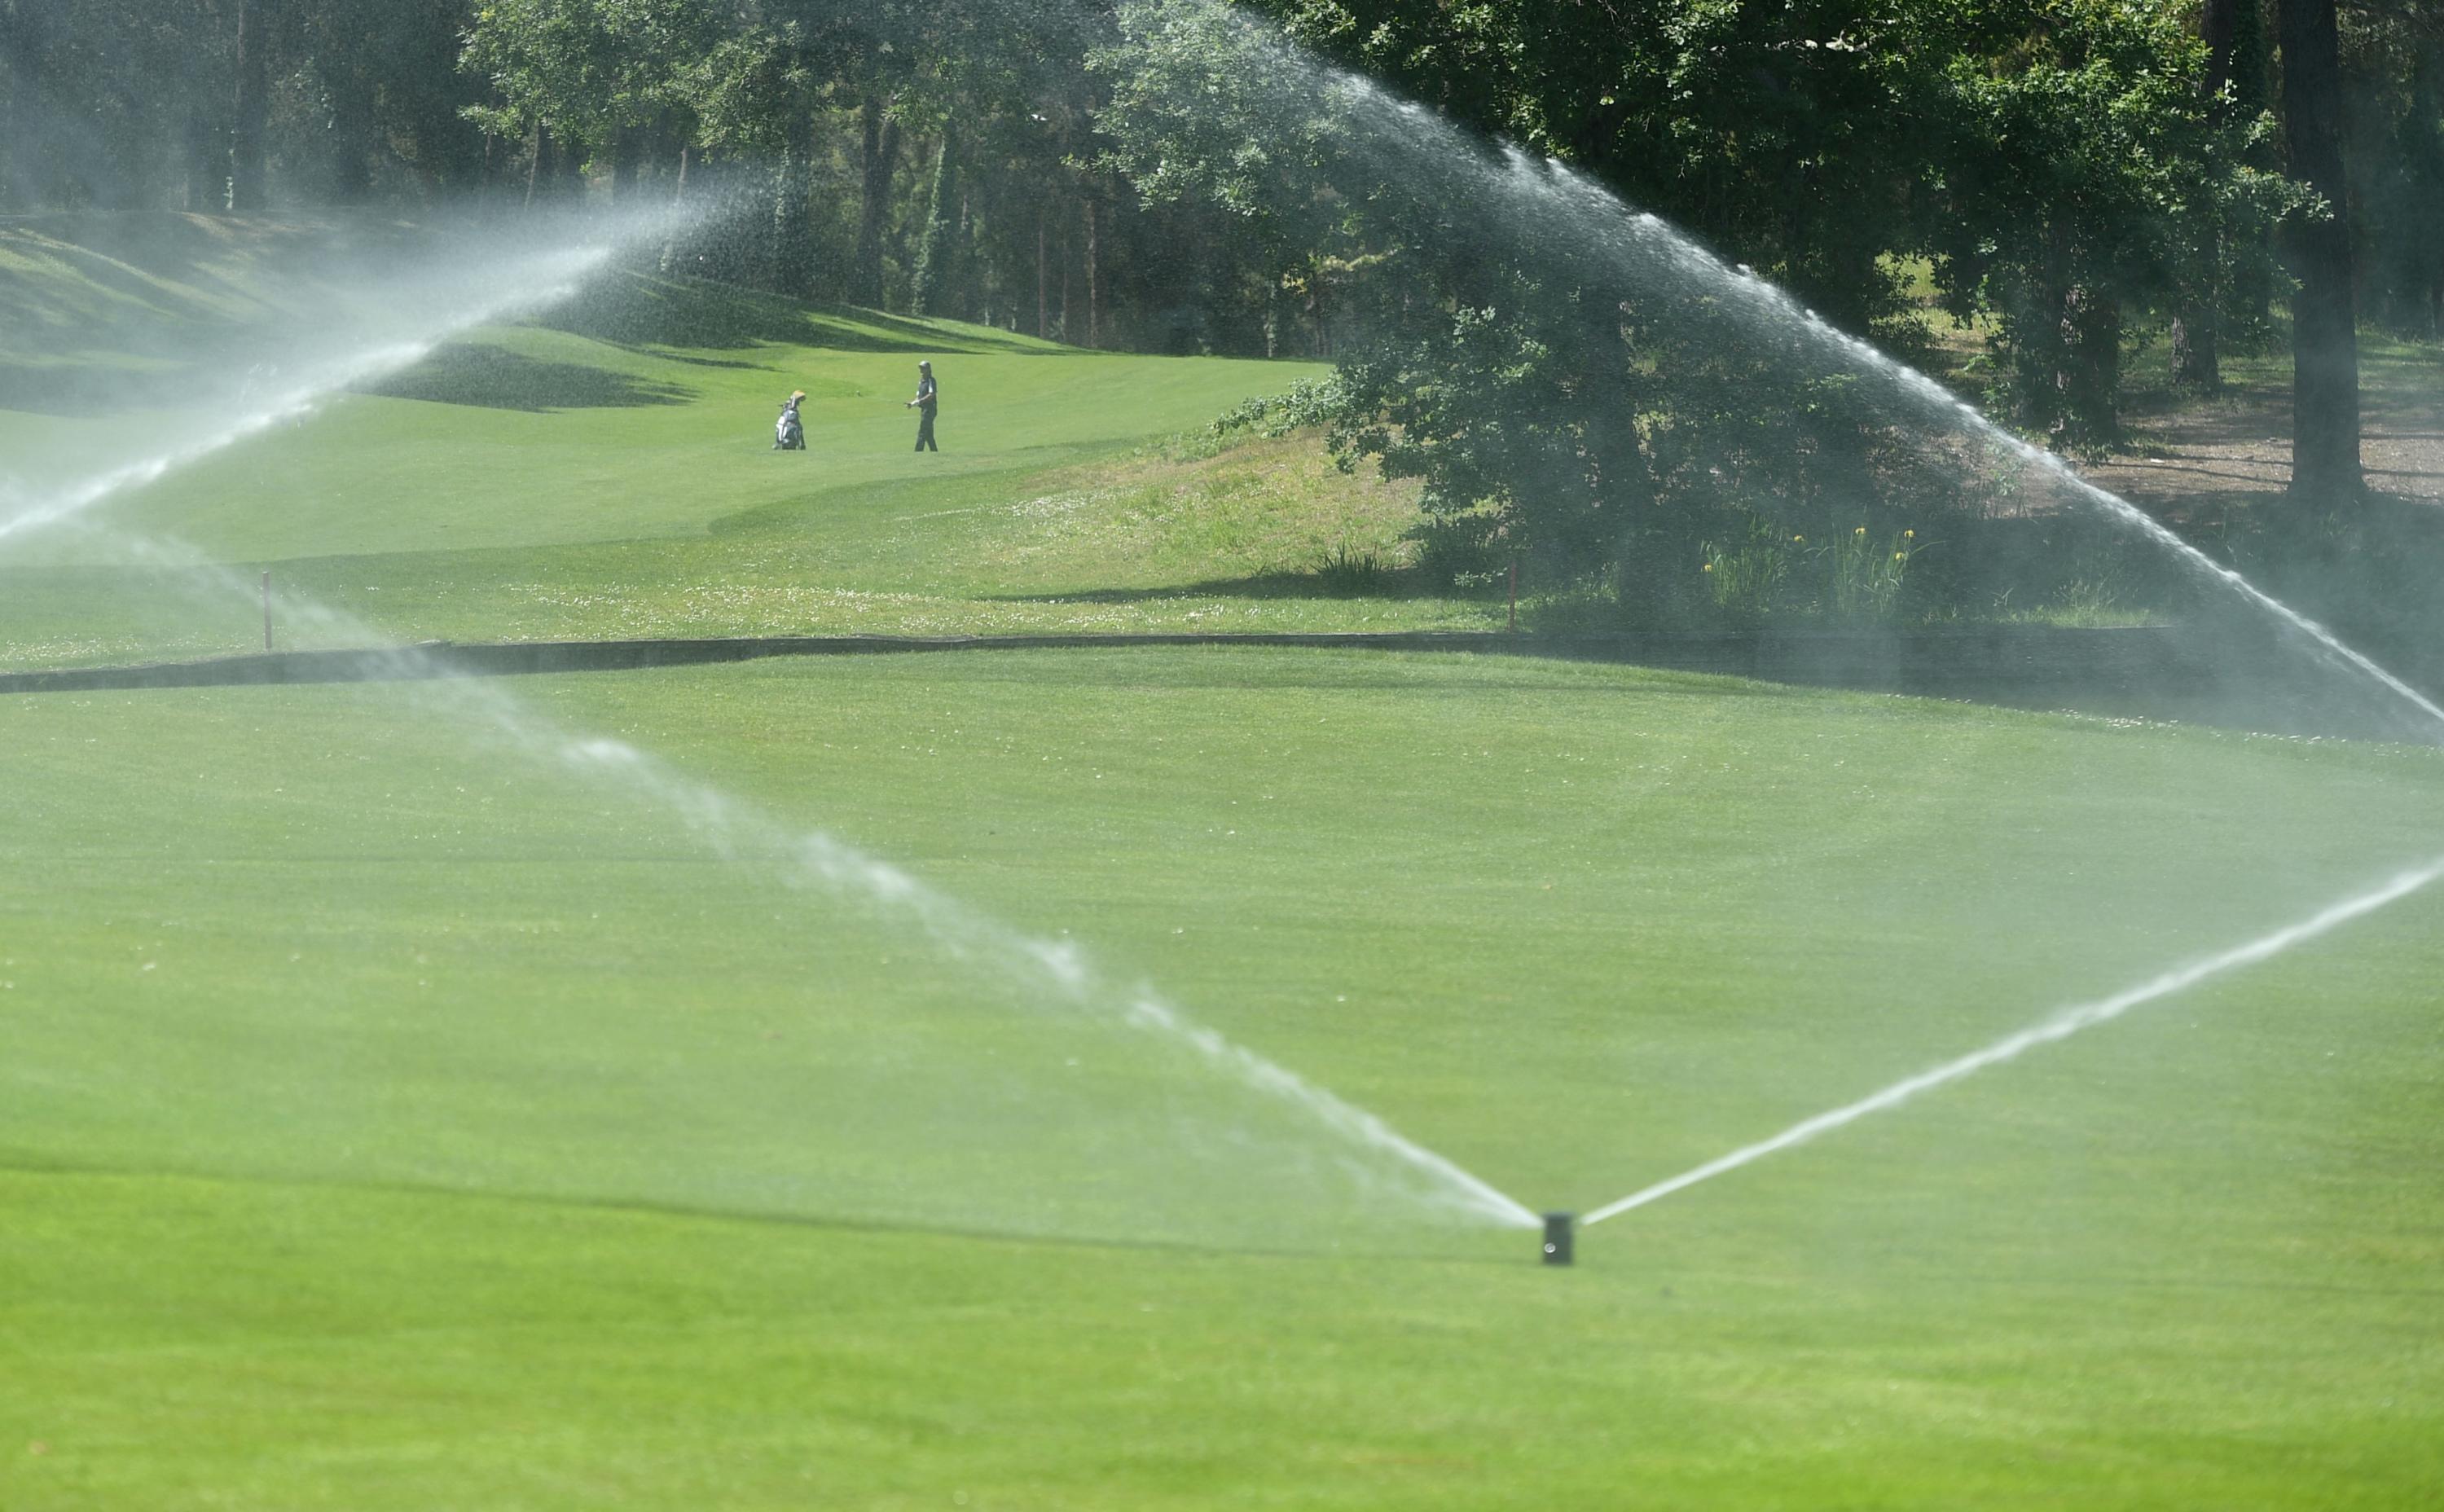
xmin=2174 ymin=0 xmax=2252 ymax=391
xmin=555 ymin=130 xmax=586 ymax=198
xmin=2057 ymin=284 xmax=2123 ymax=448
xmin=2204 ymin=0 xmax=2242 ymax=94
xmin=768 ymin=112 xmax=815 ymax=297
xmin=230 ymin=0 xmax=271 ymax=212
xmin=1083 ymin=195 xmax=1100 ymax=349
xmin=909 ymin=130 xmax=956 ymax=317
xmin=610 ymin=128 xmax=641 ymax=204
xmin=855 ymin=92 xmax=900 ymax=308
xmin=2278 ymin=0 xmax=2363 ymax=505
xmin=0 ymin=0 xmax=42 ymax=209
xmin=1037 ymin=212 xmax=1048 ymax=338
xmin=2024 ymin=222 xmax=2077 ymax=442
xmin=659 ymin=142 xmax=692 ymax=274
xmin=182 ymin=103 xmax=223 ymax=212
xmin=327 ymin=72 xmax=376 ymax=204
xmin=1589 ymin=296 xmax=1676 ymax=625
xmin=524 ymin=121 xmax=550 ymax=208
xmin=2169 ymin=305 xmax=2220 ymax=391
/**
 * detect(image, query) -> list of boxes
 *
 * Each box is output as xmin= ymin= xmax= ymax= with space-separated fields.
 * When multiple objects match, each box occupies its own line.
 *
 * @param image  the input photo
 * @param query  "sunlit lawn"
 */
xmin=7 ymin=648 xmax=2444 ymax=1509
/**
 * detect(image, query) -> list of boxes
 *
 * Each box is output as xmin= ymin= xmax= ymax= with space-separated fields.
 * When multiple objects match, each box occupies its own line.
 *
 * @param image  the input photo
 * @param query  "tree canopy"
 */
xmin=5 ymin=0 xmax=2440 ymax=611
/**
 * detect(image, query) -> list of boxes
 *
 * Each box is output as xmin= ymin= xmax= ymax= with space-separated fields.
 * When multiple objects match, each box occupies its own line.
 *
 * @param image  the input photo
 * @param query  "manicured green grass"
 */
xmin=0 ymin=320 xmax=1486 ymax=667
xmin=7 ymin=649 xmax=2444 ymax=1507
xmin=10 ymin=218 xmax=2444 ymax=1509
xmin=1 ymin=234 xmax=1491 ymax=669
xmin=0 ymin=421 xmax=1480 ymax=669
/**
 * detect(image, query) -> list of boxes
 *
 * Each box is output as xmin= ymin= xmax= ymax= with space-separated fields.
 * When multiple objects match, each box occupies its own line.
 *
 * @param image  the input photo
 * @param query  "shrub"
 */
xmin=1699 ymin=525 xmax=1797 ymax=624
xmin=1821 ymin=525 xmax=1922 ymax=625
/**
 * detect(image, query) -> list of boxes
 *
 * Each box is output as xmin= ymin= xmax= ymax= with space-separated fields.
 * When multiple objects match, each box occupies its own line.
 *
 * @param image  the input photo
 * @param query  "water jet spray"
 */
xmin=1580 ymin=852 xmax=2444 ymax=1225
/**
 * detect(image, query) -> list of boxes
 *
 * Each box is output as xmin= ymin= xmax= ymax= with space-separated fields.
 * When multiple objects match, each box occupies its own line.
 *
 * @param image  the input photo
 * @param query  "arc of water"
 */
xmin=51 ymin=520 xmax=1542 ymax=1231
xmin=1580 ymin=853 xmax=2444 ymax=1225
xmin=0 ymin=242 xmax=613 ymax=550
xmin=1523 ymin=160 xmax=2444 ymax=736
xmin=1301 ymin=55 xmax=2444 ymax=736
xmin=563 ymin=732 xmax=1544 ymax=1229
xmin=11 ymin=11 xmax=2437 ymax=1236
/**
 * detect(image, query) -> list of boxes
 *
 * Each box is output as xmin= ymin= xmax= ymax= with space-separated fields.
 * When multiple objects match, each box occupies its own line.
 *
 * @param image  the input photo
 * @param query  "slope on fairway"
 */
xmin=1 ymin=226 xmax=1495 ymax=666
xmin=19 ymin=320 xmax=1317 ymax=560
xmin=6 ymin=649 xmax=2444 ymax=1507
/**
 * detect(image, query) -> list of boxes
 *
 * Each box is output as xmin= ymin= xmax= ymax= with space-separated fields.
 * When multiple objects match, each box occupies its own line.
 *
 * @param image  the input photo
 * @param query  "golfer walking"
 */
xmin=906 ymin=360 xmax=938 ymax=452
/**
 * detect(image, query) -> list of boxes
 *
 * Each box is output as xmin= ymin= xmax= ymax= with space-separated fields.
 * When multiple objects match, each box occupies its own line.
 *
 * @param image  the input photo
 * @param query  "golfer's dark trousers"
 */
xmin=915 ymin=407 xmax=938 ymax=451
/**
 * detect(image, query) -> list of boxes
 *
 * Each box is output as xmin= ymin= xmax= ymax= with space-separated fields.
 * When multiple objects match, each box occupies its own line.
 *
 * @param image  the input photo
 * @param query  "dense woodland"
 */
xmin=4 ymin=0 xmax=2442 ymax=609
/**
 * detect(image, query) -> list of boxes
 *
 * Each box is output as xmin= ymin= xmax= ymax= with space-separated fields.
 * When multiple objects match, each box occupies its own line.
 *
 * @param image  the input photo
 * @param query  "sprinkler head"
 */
xmin=1541 ymin=1211 xmax=1574 ymax=1266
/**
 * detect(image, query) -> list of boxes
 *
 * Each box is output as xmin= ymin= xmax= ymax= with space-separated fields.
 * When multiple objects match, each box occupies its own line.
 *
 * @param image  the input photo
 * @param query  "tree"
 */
xmin=2279 ymin=0 xmax=2365 ymax=504
xmin=1 ymin=0 xmax=56 ymax=212
xmin=1103 ymin=0 xmax=2301 ymax=626
xmin=461 ymin=0 xmax=727 ymax=206
xmin=2174 ymin=0 xmax=2275 ymax=389
xmin=2345 ymin=3 xmax=2444 ymax=337
xmin=1098 ymin=0 xmax=1963 ymax=609
xmin=231 ymin=0 xmax=275 ymax=210
xmin=851 ymin=86 xmax=903 ymax=305
xmin=1932 ymin=0 xmax=2297 ymax=450
xmin=908 ymin=126 xmax=957 ymax=316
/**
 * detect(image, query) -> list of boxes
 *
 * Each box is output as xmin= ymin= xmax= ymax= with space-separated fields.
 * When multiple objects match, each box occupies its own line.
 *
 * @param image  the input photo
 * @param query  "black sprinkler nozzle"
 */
xmin=1541 ymin=1211 xmax=1574 ymax=1266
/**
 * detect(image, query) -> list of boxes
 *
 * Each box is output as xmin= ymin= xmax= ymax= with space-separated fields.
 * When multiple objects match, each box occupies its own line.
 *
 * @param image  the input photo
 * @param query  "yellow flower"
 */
xmin=1702 ymin=562 xmax=1713 ymax=572
xmin=1854 ymin=525 xmax=1866 ymax=535
xmin=1892 ymin=552 xmax=1906 ymax=562
xmin=1792 ymin=534 xmax=1804 ymax=544
xmin=1904 ymin=529 xmax=1914 ymax=538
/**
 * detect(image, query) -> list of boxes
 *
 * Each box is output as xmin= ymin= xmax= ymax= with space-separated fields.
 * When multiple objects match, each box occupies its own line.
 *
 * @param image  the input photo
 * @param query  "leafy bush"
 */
xmin=1821 ymin=525 xmax=1923 ymax=625
xmin=1406 ymin=511 xmax=1508 ymax=590
xmin=1212 ymin=376 xmax=1350 ymax=441
xmin=1702 ymin=521 xmax=1923 ymax=626
xmin=1699 ymin=525 xmax=1796 ymax=625
xmin=1315 ymin=543 xmax=1389 ymax=596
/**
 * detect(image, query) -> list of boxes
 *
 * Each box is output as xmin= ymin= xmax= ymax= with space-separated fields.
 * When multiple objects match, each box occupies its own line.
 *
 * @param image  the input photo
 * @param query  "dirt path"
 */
xmin=2081 ymin=340 xmax=2444 ymax=516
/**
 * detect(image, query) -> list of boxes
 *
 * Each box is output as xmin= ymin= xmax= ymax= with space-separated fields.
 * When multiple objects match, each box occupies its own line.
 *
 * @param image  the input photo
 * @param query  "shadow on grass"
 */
xmin=983 ymin=564 xmax=1472 ymax=606
xmin=542 ymin=268 xmax=1076 ymax=357
xmin=357 ymin=343 xmax=693 ymax=411
xmin=0 ymin=358 xmax=205 ymax=415
xmin=0 ymin=211 xmax=435 ymax=363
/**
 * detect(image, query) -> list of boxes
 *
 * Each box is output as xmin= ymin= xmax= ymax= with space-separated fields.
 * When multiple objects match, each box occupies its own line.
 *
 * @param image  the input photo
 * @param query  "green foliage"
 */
xmin=2349 ymin=22 xmax=2444 ymax=336
xmin=1314 ymin=539 xmax=1388 ymax=593
xmin=1211 ymin=376 xmax=1349 ymax=439
xmin=459 ymin=0 xmax=718 ymax=149
xmin=1702 ymin=521 xmax=1922 ymax=625
xmin=1821 ymin=522 xmax=1922 ymax=624
xmin=1097 ymin=0 xmax=2343 ymax=625
xmin=1929 ymin=0 xmax=2307 ymax=450
xmin=1699 ymin=523 xmax=1796 ymax=625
